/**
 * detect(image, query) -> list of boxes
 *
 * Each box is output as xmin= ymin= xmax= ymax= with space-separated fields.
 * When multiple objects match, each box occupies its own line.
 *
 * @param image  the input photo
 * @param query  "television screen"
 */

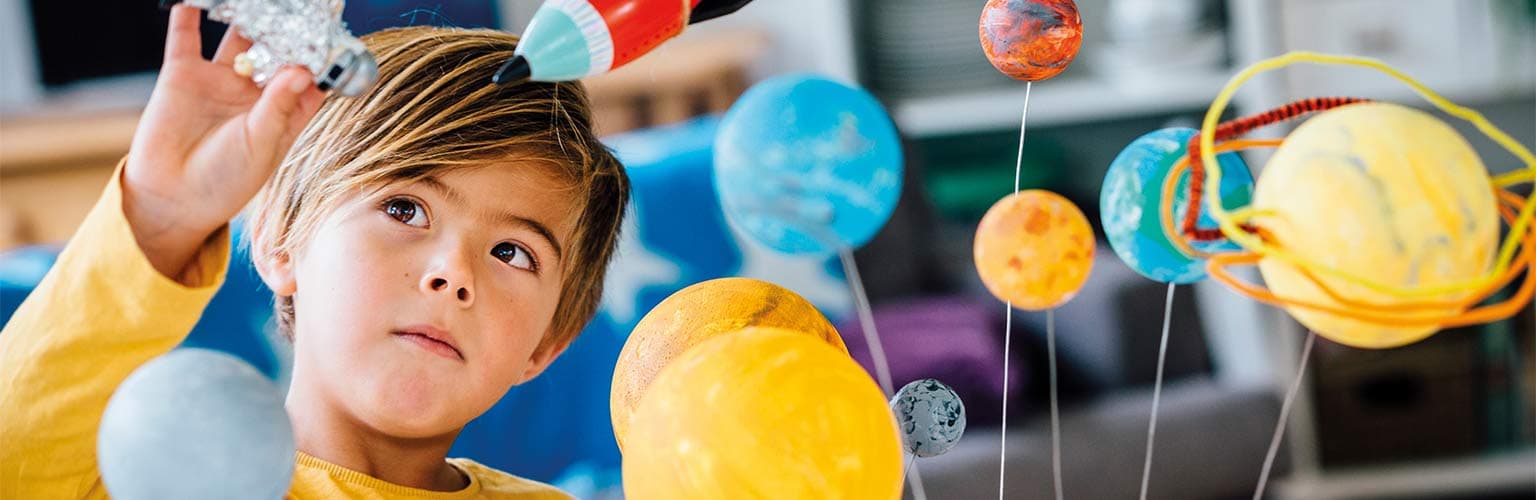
xmin=25 ymin=1 xmax=501 ymax=89
xmin=27 ymin=2 xmax=223 ymax=87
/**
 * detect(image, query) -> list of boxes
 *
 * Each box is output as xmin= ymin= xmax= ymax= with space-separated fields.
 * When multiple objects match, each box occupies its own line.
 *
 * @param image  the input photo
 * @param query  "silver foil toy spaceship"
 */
xmin=164 ymin=0 xmax=377 ymax=96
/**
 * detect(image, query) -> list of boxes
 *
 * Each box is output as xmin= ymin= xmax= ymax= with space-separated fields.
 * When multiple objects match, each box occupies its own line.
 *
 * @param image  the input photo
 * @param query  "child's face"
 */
xmin=268 ymin=162 xmax=580 ymax=438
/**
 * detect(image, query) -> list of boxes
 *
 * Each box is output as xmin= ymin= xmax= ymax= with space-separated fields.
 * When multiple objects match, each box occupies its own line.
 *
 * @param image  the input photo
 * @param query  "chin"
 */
xmin=351 ymin=371 xmax=474 ymax=439
xmin=357 ymin=393 xmax=469 ymax=440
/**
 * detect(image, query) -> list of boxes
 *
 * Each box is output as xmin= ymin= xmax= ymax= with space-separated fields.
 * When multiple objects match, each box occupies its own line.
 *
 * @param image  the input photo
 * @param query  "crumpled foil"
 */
xmin=188 ymin=0 xmax=365 ymax=89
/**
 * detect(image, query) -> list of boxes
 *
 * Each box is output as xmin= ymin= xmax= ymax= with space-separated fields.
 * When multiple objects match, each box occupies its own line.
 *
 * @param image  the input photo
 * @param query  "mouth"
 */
xmin=392 ymin=326 xmax=464 ymax=361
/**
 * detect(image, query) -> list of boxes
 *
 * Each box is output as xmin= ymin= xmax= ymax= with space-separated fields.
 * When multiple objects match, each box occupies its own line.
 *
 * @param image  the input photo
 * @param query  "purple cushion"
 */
xmin=836 ymin=295 xmax=1023 ymax=424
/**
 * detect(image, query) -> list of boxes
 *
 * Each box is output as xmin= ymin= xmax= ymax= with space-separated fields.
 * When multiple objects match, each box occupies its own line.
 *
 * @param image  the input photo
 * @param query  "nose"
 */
xmin=420 ymin=248 xmax=475 ymax=307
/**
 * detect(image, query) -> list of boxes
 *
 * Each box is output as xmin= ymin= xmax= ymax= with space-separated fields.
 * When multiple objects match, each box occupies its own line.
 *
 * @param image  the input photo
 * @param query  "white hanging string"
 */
xmin=1252 ymin=330 xmax=1317 ymax=500
xmin=1013 ymin=82 xmax=1032 ymax=191
xmin=998 ymin=306 xmax=1014 ymax=500
xmin=1047 ymin=308 xmax=1063 ymax=500
xmin=911 ymin=465 xmax=930 ymax=500
xmin=999 ymin=81 xmax=1034 ymax=500
xmin=1138 ymin=283 xmax=1178 ymax=500
xmin=839 ymin=247 xmax=894 ymax=396
xmin=901 ymin=455 xmax=931 ymax=500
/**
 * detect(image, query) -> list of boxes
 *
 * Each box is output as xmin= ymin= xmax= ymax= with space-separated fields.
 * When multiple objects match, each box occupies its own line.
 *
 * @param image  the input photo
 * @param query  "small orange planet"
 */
xmin=979 ymin=0 xmax=1083 ymax=82
xmin=974 ymin=190 xmax=1095 ymax=310
xmin=609 ymin=277 xmax=847 ymax=451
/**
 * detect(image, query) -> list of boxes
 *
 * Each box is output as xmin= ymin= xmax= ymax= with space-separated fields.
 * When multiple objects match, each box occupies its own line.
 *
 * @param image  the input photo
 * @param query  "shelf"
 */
xmin=890 ymin=69 xmax=1236 ymax=137
xmin=889 ymin=61 xmax=1534 ymax=140
xmin=1276 ymin=449 xmax=1536 ymax=500
xmin=1282 ymin=60 xmax=1536 ymax=112
xmin=0 ymin=110 xmax=139 ymax=174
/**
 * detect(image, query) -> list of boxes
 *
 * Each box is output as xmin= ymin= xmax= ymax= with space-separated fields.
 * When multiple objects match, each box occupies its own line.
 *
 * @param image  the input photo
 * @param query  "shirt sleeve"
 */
xmin=0 ymin=159 xmax=231 ymax=499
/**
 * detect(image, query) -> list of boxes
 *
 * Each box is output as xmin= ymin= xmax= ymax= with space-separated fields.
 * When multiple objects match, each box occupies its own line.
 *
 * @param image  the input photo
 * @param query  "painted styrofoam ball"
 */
xmin=974 ymin=190 xmax=1095 ymax=310
xmin=979 ymin=0 xmax=1083 ymax=81
xmin=99 ymin=349 xmax=295 ymax=500
xmin=890 ymin=378 xmax=967 ymax=457
xmin=623 ymin=328 xmax=902 ymax=499
xmin=1100 ymin=127 xmax=1254 ymax=284
xmin=1253 ymin=103 xmax=1497 ymax=348
xmin=714 ymin=73 xmax=904 ymax=255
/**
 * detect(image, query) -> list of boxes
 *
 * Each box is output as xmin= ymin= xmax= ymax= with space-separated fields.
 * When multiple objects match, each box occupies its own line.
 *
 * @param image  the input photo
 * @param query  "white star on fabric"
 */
xmin=599 ymin=206 xmax=681 ymax=326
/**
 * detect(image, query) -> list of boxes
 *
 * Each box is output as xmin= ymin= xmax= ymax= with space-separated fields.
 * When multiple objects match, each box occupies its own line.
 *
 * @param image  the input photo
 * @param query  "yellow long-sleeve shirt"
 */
xmin=0 ymin=165 xmax=572 ymax=499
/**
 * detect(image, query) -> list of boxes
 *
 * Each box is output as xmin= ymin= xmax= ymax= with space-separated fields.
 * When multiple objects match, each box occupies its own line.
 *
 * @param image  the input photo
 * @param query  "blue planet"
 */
xmin=714 ymin=74 xmax=904 ymax=255
xmin=1101 ymin=127 xmax=1255 ymax=284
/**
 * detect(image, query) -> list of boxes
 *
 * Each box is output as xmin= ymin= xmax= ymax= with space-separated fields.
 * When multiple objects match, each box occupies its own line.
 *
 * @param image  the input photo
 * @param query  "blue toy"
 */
xmin=714 ymin=74 xmax=904 ymax=255
xmin=1100 ymin=127 xmax=1254 ymax=284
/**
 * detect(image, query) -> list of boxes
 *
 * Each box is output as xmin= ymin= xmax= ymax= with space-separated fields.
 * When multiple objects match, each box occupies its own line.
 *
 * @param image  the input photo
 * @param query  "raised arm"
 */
xmin=0 ymin=6 xmax=323 ymax=497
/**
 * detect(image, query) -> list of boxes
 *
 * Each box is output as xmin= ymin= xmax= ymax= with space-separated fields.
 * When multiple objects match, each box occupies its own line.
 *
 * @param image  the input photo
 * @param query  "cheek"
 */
xmin=291 ymin=224 xmax=414 ymax=340
xmin=473 ymin=277 xmax=563 ymax=381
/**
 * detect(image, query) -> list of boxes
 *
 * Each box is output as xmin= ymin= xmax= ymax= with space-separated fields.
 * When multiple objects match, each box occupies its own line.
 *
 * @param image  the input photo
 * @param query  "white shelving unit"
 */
xmin=892 ymin=69 xmax=1236 ymax=136
xmin=889 ymin=1 xmax=1535 ymax=139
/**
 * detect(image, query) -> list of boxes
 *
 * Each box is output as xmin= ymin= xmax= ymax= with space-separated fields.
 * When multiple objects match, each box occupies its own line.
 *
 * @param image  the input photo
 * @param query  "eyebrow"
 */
xmin=417 ymin=176 xmax=565 ymax=263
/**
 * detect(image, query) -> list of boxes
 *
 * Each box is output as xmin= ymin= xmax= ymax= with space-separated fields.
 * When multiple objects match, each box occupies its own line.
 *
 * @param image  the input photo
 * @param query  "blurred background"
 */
xmin=1 ymin=0 xmax=1534 ymax=499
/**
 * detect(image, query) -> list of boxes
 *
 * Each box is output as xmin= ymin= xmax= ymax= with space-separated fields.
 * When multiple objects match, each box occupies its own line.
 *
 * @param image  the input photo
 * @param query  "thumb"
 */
xmin=248 ymin=67 xmax=325 ymax=159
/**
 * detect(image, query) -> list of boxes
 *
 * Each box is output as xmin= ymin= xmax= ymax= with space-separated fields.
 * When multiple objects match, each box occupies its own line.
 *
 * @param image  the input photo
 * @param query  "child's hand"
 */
xmin=123 ymin=5 xmax=326 ymax=281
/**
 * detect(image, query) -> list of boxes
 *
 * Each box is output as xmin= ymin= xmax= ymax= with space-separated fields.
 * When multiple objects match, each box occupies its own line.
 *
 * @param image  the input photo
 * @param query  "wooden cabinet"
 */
xmin=0 ymin=111 xmax=137 ymax=249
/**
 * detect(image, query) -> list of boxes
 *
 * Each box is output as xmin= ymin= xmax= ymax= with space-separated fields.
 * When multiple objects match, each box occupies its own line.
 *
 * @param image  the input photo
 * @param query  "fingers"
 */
xmin=248 ymin=68 xmax=326 ymax=157
xmin=212 ymin=27 xmax=253 ymax=66
xmin=164 ymin=5 xmax=205 ymax=63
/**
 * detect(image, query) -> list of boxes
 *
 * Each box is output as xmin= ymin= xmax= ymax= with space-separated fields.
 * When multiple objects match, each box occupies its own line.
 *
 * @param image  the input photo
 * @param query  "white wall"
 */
xmin=0 ymin=0 xmax=42 ymax=114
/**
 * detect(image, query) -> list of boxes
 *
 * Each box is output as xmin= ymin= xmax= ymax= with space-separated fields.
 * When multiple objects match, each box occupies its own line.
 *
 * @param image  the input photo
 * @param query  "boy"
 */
xmin=0 ymin=5 xmax=628 ymax=498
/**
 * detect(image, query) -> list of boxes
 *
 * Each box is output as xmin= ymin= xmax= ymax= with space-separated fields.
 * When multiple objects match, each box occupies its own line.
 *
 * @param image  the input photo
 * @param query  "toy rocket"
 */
xmin=493 ymin=0 xmax=755 ymax=84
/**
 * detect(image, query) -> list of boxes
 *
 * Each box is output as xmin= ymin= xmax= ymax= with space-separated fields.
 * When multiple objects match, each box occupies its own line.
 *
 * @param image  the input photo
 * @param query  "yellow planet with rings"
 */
xmin=1251 ymin=102 xmax=1499 ymax=349
xmin=622 ymin=327 xmax=903 ymax=500
xmin=610 ymin=277 xmax=847 ymax=451
xmin=974 ymin=190 xmax=1096 ymax=310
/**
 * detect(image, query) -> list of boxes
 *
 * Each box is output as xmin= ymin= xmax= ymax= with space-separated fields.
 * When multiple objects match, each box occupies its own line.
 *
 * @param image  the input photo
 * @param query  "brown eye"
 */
xmin=492 ymin=242 xmax=536 ymax=271
xmin=384 ymin=198 xmax=428 ymax=227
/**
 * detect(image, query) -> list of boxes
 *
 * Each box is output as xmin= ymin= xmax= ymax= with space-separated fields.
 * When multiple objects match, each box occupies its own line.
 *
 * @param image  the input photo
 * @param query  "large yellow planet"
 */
xmin=610 ymin=277 xmax=847 ymax=450
xmin=622 ymin=327 xmax=903 ymax=500
xmin=974 ymin=190 xmax=1095 ymax=310
xmin=1252 ymin=102 xmax=1498 ymax=348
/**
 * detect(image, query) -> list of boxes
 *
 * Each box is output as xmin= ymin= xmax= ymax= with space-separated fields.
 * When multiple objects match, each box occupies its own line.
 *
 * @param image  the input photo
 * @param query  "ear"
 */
xmin=252 ymin=246 xmax=298 ymax=297
xmin=518 ymin=333 xmax=573 ymax=383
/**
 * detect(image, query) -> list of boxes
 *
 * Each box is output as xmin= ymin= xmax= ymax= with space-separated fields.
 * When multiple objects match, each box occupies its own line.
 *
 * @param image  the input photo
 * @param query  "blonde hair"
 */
xmin=245 ymin=26 xmax=629 ymax=353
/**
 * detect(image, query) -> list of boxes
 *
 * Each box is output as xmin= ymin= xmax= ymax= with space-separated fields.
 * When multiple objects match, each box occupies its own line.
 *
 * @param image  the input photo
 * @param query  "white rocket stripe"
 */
xmin=549 ymin=0 xmax=615 ymax=73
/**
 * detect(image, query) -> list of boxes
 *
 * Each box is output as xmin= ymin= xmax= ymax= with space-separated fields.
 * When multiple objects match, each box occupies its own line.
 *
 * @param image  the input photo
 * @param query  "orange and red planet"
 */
xmin=980 ymin=0 xmax=1083 ymax=82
